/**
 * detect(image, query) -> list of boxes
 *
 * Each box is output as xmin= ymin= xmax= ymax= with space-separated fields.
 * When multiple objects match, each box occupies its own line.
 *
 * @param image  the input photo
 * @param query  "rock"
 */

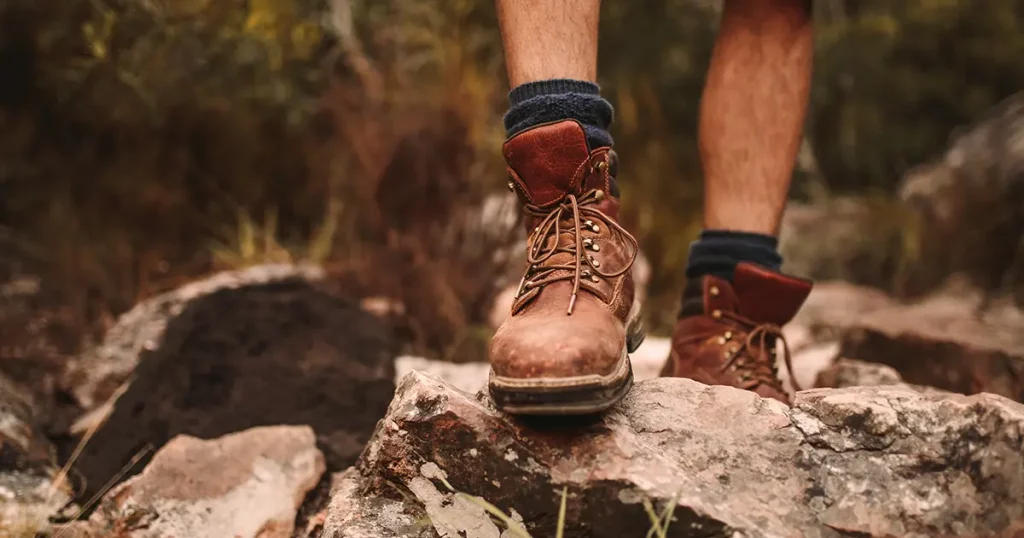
xmin=322 ymin=468 xmax=435 ymax=538
xmin=779 ymin=197 xmax=915 ymax=292
xmin=839 ymin=288 xmax=1024 ymax=401
xmin=0 ymin=371 xmax=72 ymax=531
xmin=814 ymin=357 xmax=905 ymax=388
xmin=898 ymin=92 xmax=1024 ymax=303
xmin=77 ymin=425 xmax=324 ymax=538
xmin=63 ymin=263 xmax=326 ymax=412
xmin=326 ymin=371 xmax=1024 ymax=537
xmin=69 ymin=268 xmax=397 ymax=501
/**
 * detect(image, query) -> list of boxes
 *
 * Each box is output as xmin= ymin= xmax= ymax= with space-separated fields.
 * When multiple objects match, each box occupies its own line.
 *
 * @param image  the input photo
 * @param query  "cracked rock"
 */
xmin=326 ymin=371 xmax=1024 ymax=537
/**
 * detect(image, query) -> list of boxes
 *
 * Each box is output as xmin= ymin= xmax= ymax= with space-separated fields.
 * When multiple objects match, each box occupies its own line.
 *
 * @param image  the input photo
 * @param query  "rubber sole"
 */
xmin=489 ymin=302 xmax=646 ymax=416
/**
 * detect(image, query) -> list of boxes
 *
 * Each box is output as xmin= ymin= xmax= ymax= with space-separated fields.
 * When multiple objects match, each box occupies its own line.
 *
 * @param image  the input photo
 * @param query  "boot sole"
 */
xmin=488 ymin=300 xmax=646 ymax=416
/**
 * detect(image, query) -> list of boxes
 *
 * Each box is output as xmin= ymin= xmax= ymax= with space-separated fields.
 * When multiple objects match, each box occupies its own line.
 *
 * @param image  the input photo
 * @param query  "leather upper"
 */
xmin=490 ymin=120 xmax=637 ymax=380
xmin=662 ymin=263 xmax=813 ymax=404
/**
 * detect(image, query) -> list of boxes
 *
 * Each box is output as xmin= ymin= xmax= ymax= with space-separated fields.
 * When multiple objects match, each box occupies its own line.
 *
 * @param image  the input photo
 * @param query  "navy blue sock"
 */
xmin=685 ymin=230 xmax=783 ymax=281
xmin=679 ymin=230 xmax=783 ymax=317
xmin=504 ymin=79 xmax=614 ymax=150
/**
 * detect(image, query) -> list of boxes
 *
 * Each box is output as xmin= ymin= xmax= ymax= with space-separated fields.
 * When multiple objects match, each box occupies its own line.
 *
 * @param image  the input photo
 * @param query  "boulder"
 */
xmin=67 ymin=267 xmax=397 ymax=501
xmin=839 ymin=288 xmax=1024 ymax=401
xmin=0 ymin=371 xmax=72 ymax=532
xmin=898 ymin=92 xmax=1024 ymax=303
xmin=62 ymin=263 xmax=326 ymax=412
xmin=324 ymin=371 xmax=1024 ymax=537
xmin=67 ymin=425 xmax=324 ymax=538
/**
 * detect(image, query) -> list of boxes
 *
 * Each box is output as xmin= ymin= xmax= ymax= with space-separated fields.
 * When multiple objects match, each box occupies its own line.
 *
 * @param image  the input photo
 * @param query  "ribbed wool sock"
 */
xmin=504 ymin=79 xmax=614 ymax=150
xmin=503 ymin=79 xmax=618 ymax=195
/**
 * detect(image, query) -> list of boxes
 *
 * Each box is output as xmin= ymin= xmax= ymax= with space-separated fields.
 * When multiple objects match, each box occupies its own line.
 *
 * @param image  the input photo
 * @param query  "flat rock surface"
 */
xmin=70 ymin=425 xmax=324 ymax=538
xmin=325 ymin=371 xmax=1024 ymax=538
xmin=68 ymin=269 xmax=397 ymax=501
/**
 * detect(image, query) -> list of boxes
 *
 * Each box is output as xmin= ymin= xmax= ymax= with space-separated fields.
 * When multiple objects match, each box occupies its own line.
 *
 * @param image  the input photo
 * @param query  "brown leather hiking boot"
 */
xmin=488 ymin=120 xmax=644 ymax=415
xmin=660 ymin=262 xmax=812 ymax=404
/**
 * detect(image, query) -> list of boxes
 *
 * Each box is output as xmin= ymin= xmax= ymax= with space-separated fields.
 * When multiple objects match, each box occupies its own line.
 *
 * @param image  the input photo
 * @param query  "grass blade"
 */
xmin=555 ymin=486 xmax=568 ymax=538
xmin=643 ymin=498 xmax=668 ymax=538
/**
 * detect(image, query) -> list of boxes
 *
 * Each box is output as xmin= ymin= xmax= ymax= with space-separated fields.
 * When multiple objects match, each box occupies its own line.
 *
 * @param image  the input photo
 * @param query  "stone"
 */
xmin=68 ymin=268 xmax=397 ymax=501
xmin=898 ymin=92 xmax=1024 ymax=303
xmin=839 ymin=288 xmax=1024 ymax=401
xmin=0 ymin=370 xmax=72 ymax=532
xmin=77 ymin=425 xmax=324 ymax=538
xmin=326 ymin=371 xmax=1024 ymax=537
xmin=778 ymin=197 xmax=914 ymax=292
xmin=62 ymin=263 xmax=326 ymax=413
xmin=814 ymin=357 xmax=905 ymax=389
xmin=322 ymin=468 xmax=440 ymax=538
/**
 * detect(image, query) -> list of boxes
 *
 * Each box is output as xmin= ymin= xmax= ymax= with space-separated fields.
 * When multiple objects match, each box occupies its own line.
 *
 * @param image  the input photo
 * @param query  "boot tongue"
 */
xmin=503 ymin=120 xmax=592 ymax=207
xmin=730 ymin=262 xmax=813 ymax=325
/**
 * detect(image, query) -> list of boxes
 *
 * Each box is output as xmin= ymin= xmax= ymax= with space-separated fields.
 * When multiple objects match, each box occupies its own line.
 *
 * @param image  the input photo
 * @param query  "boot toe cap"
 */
xmin=489 ymin=315 xmax=625 ymax=380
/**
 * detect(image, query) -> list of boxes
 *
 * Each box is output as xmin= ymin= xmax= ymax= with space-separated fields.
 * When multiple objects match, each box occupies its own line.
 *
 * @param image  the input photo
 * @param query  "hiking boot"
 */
xmin=489 ymin=120 xmax=645 ymax=415
xmin=660 ymin=262 xmax=812 ymax=404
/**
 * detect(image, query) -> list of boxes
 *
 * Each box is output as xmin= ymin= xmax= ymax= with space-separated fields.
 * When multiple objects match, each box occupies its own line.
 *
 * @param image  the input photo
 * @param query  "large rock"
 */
xmin=324 ymin=371 xmax=1024 ymax=537
xmin=68 ymin=425 xmax=324 ymax=538
xmin=68 ymin=267 xmax=397 ymax=501
xmin=63 ymin=264 xmax=326 ymax=412
xmin=0 ymin=371 xmax=72 ymax=532
xmin=839 ymin=287 xmax=1024 ymax=401
xmin=898 ymin=92 xmax=1024 ymax=303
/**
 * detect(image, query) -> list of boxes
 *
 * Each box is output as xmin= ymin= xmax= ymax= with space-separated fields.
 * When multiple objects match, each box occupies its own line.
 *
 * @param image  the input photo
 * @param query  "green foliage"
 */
xmin=810 ymin=0 xmax=1024 ymax=192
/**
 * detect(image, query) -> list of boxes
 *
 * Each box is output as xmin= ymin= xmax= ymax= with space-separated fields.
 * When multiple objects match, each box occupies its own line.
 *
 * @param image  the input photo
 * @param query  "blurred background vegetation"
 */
xmin=1 ymin=0 xmax=1023 ymax=362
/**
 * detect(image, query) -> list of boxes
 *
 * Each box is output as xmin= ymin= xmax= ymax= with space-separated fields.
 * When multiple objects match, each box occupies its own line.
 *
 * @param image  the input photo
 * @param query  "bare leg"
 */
xmin=700 ymin=0 xmax=814 ymax=235
xmin=496 ymin=0 xmax=602 ymax=87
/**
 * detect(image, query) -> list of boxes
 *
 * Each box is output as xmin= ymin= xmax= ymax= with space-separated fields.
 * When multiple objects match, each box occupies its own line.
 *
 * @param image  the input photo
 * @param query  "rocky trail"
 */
xmin=2 ymin=264 xmax=1024 ymax=537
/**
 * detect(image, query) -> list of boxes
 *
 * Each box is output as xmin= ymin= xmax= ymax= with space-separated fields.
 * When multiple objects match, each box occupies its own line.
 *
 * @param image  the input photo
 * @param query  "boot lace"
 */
xmin=515 ymin=188 xmax=638 ymax=315
xmin=717 ymin=310 xmax=800 ymax=393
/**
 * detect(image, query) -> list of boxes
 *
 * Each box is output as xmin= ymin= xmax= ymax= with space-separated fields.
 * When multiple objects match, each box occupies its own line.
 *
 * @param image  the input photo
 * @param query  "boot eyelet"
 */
xmin=507 ymin=180 xmax=515 ymax=192
xmin=590 ymin=258 xmax=601 ymax=268
xmin=590 ymin=244 xmax=600 ymax=252
xmin=590 ymin=275 xmax=600 ymax=283
xmin=723 ymin=331 xmax=732 ymax=340
xmin=594 ymin=190 xmax=605 ymax=200
xmin=717 ymin=336 xmax=727 ymax=345
xmin=710 ymin=286 xmax=720 ymax=297
xmin=712 ymin=309 xmax=722 ymax=319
